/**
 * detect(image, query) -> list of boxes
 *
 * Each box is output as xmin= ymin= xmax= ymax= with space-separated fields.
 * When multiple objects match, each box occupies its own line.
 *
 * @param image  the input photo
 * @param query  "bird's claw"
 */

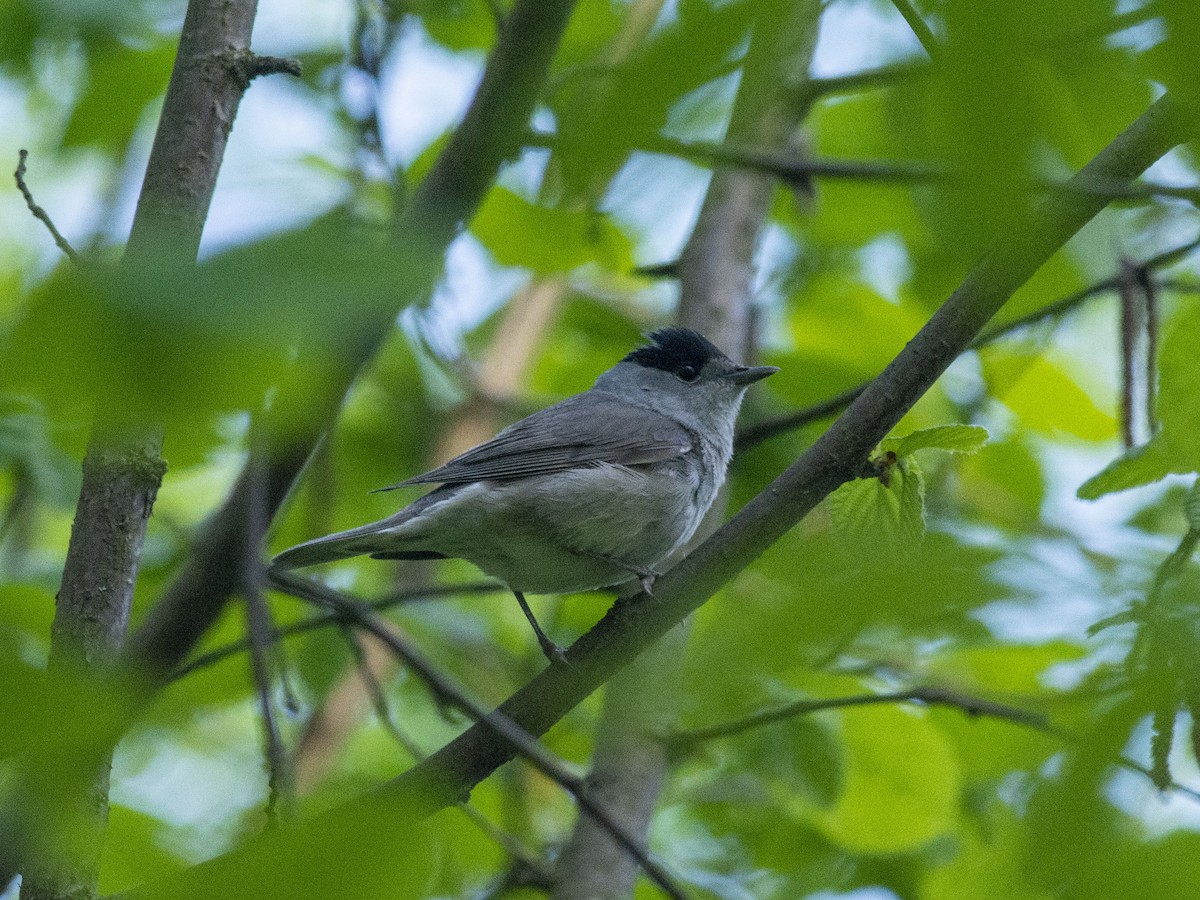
xmin=539 ymin=638 xmax=571 ymax=667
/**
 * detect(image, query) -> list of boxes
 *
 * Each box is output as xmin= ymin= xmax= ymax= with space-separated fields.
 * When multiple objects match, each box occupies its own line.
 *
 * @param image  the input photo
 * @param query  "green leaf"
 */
xmin=774 ymin=276 xmax=927 ymax=405
xmin=923 ymin=811 xmax=1051 ymax=900
xmin=881 ymin=424 xmax=989 ymax=457
xmin=828 ymin=458 xmax=926 ymax=553
xmin=2 ymin=214 xmax=412 ymax=467
xmin=99 ymin=806 xmax=186 ymax=895
xmin=63 ymin=38 xmax=175 ymax=150
xmin=549 ymin=0 xmax=753 ymax=199
xmin=982 ymin=347 xmax=1115 ymax=441
xmin=1157 ymin=301 xmax=1200 ymax=472
xmin=470 ymin=187 xmax=632 ymax=273
xmin=1078 ymin=304 xmax=1200 ymax=499
xmin=956 ymin=436 xmax=1045 ymax=528
xmin=804 ymin=706 xmax=961 ymax=854
xmin=1077 ymin=437 xmax=1182 ymax=500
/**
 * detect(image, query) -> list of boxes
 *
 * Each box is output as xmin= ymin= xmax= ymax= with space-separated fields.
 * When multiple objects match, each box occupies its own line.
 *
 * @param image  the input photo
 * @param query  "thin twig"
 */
xmin=458 ymin=803 xmax=555 ymax=891
xmin=169 ymin=581 xmax=502 ymax=682
xmin=1117 ymin=756 xmax=1200 ymax=802
xmin=13 ymin=149 xmax=81 ymax=263
xmin=668 ymin=686 xmax=1055 ymax=753
xmin=244 ymin=452 xmax=293 ymax=823
xmin=528 ymin=130 xmax=1200 ymax=206
xmin=1142 ymin=263 xmax=1160 ymax=435
xmin=337 ymin=624 xmax=556 ymax=887
xmin=337 ymin=624 xmax=425 ymax=761
xmin=736 ymin=234 xmax=1200 ymax=450
xmin=226 ymin=49 xmax=301 ymax=88
xmin=669 ymin=684 xmax=1200 ymax=803
xmin=530 ymin=130 xmax=946 ymax=184
xmin=803 ymin=60 xmax=927 ymax=101
xmin=1118 ymin=258 xmax=1143 ymax=448
xmin=269 ymin=571 xmax=690 ymax=900
xmin=889 ymin=0 xmax=940 ymax=58
xmin=1157 ymin=278 xmax=1200 ymax=294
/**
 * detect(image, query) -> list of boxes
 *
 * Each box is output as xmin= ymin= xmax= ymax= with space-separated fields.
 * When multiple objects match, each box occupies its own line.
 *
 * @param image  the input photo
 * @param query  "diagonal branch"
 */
xmin=889 ymin=0 xmax=940 ymax=58
xmin=666 ymin=684 xmax=1200 ymax=803
xmin=168 ymin=582 xmax=501 ymax=682
xmin=529 ymin=128 xmax=1200 ymax=205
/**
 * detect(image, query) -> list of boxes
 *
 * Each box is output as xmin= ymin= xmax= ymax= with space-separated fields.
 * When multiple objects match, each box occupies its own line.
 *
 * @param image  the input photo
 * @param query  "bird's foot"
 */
xmin=539 ymin=636 xmax=571 ymax=668
xmin=632 ymin=567 xmax=660 ymax=596
xmin=513 ymin=591 xmax=571 ymax=667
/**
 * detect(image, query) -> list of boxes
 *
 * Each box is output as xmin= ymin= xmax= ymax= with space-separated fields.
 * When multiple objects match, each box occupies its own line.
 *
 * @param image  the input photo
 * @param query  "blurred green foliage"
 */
xmin=3 ymin=0 xmax=1200 ymax=898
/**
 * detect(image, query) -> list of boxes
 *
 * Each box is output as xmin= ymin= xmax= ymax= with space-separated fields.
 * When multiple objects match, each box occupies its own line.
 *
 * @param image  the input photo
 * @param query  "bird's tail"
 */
xmin=271 ymin=487 xmax=451 ymax=571
xmin=270 ymin=524 xmax=388 ymax=570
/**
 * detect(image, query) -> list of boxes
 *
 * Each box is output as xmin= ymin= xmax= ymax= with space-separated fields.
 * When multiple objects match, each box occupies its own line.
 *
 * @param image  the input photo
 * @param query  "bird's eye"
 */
xmin=676 ymin=364 xmax=700 ymax=382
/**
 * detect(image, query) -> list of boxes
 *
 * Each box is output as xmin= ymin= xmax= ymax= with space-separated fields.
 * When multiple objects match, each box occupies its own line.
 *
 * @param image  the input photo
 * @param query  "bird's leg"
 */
xmin=513 ymin=591 xmax=569 ymax=666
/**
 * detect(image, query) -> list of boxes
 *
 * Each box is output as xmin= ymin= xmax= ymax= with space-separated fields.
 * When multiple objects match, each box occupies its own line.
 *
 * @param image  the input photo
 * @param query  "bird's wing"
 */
xmin=378 ymin=394 xmax=693 ymax=489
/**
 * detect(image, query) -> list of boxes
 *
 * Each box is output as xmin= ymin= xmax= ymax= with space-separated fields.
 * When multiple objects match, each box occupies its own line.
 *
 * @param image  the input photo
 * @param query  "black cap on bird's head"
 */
xmin=624 ymin=328 xmax=725 ymax=378
xmin=623 ymin=327 xmax=778 ymax=386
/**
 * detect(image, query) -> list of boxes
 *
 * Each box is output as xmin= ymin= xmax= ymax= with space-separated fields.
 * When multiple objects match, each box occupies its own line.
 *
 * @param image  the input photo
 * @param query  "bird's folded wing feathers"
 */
xmin=376 ymin=394 xmax=693 ymax=489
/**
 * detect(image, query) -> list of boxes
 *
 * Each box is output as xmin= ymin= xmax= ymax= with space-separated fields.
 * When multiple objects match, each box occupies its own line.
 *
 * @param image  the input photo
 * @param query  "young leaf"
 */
xmin=1077 ymin=437 xmax=1181 ymax=500
xmin=828 ymin=458 xmax=926 ymax=553
xmin=881 ymin=424 xmax=989 ymax=457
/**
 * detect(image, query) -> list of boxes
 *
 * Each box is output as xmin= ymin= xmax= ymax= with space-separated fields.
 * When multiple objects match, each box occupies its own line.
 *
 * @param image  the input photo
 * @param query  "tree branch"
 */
xmin=242 ymin=452 xmax=294 ymax=823
xmin=668 ymin=686 xmax=1055 ymax=753
xmin=168 ymin=582 xmax=501 ymax=683
xmin=666 ymin=684 xmax=1200 ymax=803
xmin=13 ymin=150 xmax=80 ymax=263
xmin=889 ymin=0 xmax=940 ymax=58
xmin=527 ymin=130 xmax=1200 ymax=206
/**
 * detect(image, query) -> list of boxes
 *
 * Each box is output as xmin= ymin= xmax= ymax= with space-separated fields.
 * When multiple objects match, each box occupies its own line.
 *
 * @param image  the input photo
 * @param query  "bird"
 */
xmin=271 ymin=328 xmax=777 ymax=662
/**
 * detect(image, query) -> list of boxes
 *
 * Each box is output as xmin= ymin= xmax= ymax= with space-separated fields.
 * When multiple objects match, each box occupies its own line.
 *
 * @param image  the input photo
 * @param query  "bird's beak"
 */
xmin=728 ymin=364 xmax=779 ymax=385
